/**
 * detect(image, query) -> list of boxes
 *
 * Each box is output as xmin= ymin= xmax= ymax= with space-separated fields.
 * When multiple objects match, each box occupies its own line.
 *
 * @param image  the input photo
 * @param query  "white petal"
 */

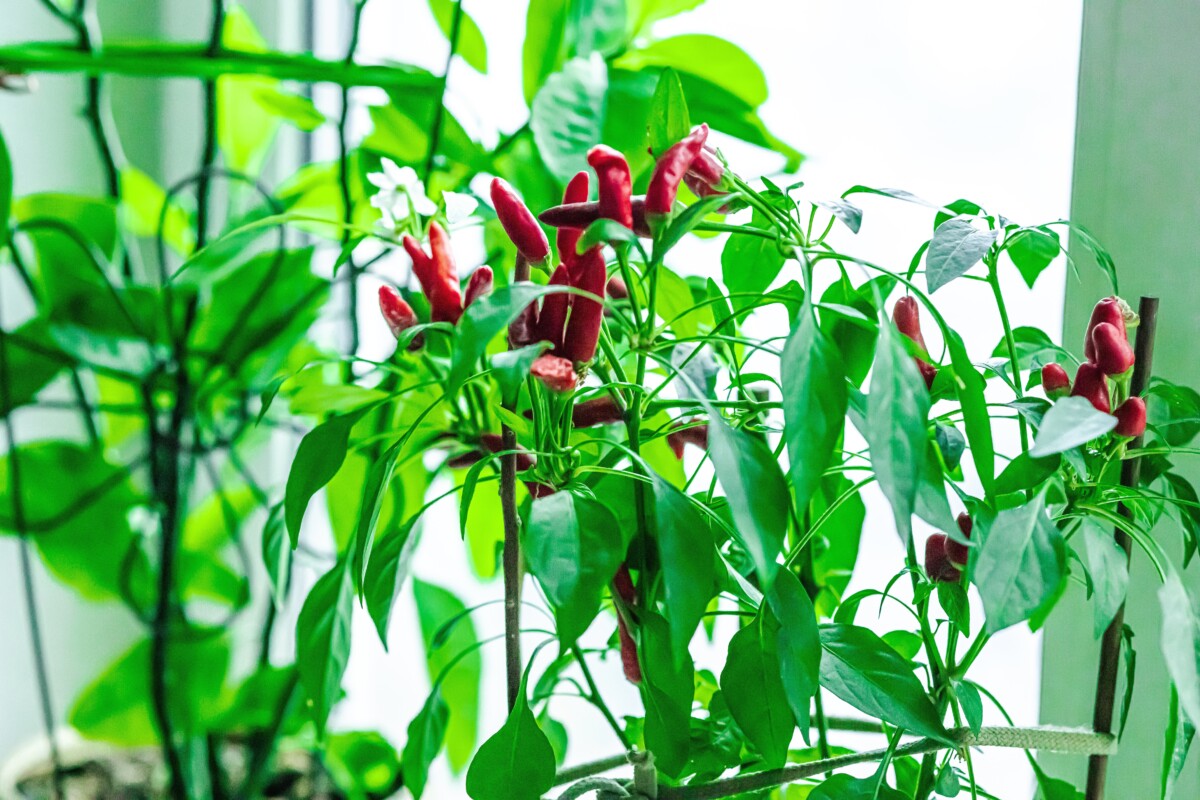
xmin=412 ymin=193 xmax=438 ymax=216
xmin=382 ymin=159 xmax=406 ymax=184
xmin=395 ymin=165 xmax=422 ymax=190
xmin=444 ymin=192 xmax=479 ymax=223
xmin=367 ymin=171 xmax=392 ymax=189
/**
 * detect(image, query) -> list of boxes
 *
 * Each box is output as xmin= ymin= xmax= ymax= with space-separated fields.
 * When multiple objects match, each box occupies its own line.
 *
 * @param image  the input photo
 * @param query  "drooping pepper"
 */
xmin=556 ymin=171 xmax=591 ymax=265
xmin=924 ymin=533 xmax=962 ymax=583
xmin=945 ymin=512 xmax=971 ymax=570
xmin=646 ymin=123 xmax=709 ymax=221
xmin=402 ymin=222 xmax=463 ymax=324
xmin=1114 ymin=397 xmax=1147 ymax=437
xmin=892 ymin=296 xmax=937 ymax=389
xmin=587 ymin=145 xmax=634 ymax=230
xmin=667 ymin=421 xmax=709 ymax=459
xmin=606 ymin=275 xmax=629 ymax=300
xmin=559 ymin=245 xmax=607 ymax=364
xmin=1071 ymin=362 xmax=1111 ymax=413
xmin=1090 ymin=321 xmax=1135 ymax=376
xmin=480 ymin=433 xmax=537 ymax=472
xmin=378 ymin=286 xmax=417 ymax=339
xmin=1041 ymin=363 xmax=1071 ymax=399
xmin=1084 ymin=297 xmax=1128 ymax=362
xmin=490 ymin=178 xmax=550 ymax=266
xmin=536 ymin=264 xmax=573 ymax=353
xmin=572 ymin=396 xmax=625 ymax=428
xmin=530 ymin=353 xmax=577 ymax=393
xmin=539 ymin=197 xmax=653 ymax=238
xmin=613 ymin=564 xmax=642 ymax=684
xmin=464 ymin=266 xmax=494 ymax=309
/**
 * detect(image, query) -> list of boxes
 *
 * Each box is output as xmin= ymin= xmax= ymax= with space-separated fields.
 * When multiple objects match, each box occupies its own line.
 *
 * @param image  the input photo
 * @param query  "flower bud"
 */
xmin=572 ymin=396 xmax=625 ymax=428
xmin=1041 ymin=363 xmax=1071 ymax=399
xmin=924 ymin=533 xmax=962 ymax=583
xmin=1084 ymin=297 xmax=1127 ymax=362
xmin=490 ymin=178 xmax=550 ymax=264
xmin=1113 ymin=396 xmax=1147 ymax=438
xmin=463 ymin=266 xmax=494 ymax=308
xmin=587 ymin=145 xmax=634 ymax=230
xmin=646 ymin=124 xmax=709 ymax=219
xmin=946 ymin=512 xmax=972 ymax=569
xmin=530 ymin=353 xmax=577 ymax=393
xmin=1091 ymin=322 xmax=1135 ymax=376
xmin=378 ymin=286 xmax=417 ymax=339
xmin=1071 ymin=362 xmax=1111 ymax=413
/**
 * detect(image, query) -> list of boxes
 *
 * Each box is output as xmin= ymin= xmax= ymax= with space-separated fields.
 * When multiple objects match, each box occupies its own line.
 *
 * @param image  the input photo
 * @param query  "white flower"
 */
xmin=368 ymin=159 xmax=437 ymax=230
xmin=443 ymin=191 xmax=479 ymax=224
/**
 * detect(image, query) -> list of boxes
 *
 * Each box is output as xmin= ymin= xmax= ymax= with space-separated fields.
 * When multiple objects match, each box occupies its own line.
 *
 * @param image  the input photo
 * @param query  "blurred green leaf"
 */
xmin=618 ymin=35 xmax=767 ymax=107
xmin=522 ymin=0 xmax=569 ymax=105
xmin=627 ymin=0 xmax=708 ymax=36
xmin=0 ymin=320 xmax=71 ymax=416
xmin=428 ymin=0 xmax=488 ymax=73
xmin=639 ymin=610 xmax=694 ymax=777
xmin=1080 ymin=519 xmax=1128 ymax=638
xmin=810 ymin=773 xmax=908 ymax=800
xmin=402 ymin=689 xmax=449 ymax=800
xmin=119 ymin=165 xmax=194 ymax=254
xmin=531 ymin=55 xmax=608 ymax=185
xmin=326 ymin=731 xmax=402 ymax=800
xmin=284 ymin=406 xmax=372 ymax=546
xmin=296 ymin=560 xmax=354 ymax=735
xmin=415 ymin=578 xmax=480 ymax=771
xmin=1159 ymin=571 xmax=1200 ymax=728
xmin=0 ymin=127 xmax=12 ymax=246
xmin=568 ymin=0 xmax=627 ymax=57
xmin=218 ymin=6 xmax=282 ymax=174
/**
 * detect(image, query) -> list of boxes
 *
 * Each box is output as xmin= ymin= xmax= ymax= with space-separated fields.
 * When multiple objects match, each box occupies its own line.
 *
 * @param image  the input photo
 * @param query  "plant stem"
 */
xmin=195 ymin=1 xmax=225 ymax=250
xmin=1085 ymin=296 xmax=1158 ymax=800
xmin=339 ymin=1 xmax=368 ymax=376
xmin=987 ymin=262 xmax=1029 ymax=453
xmin=571 ymin=645 xmax=632 ymax=750
xmin=423 ymin=0 xmax=466 ymax=183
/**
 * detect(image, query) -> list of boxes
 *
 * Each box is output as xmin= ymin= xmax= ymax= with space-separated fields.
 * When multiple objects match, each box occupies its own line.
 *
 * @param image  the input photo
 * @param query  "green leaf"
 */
xmin=1029 ymin=396 xmax=1118 ymax=458
xmin=530 ymin=55 xmax=608 ymax=184
xmin=118 ymin=165 xmax=194 ymax=254
xmin=1147 ymin=380 xmax=1200 ymax=447
xmin=938 ymin=582 xmax=971 ymax=637
xmin=810 ymin=773 xmax=908 ymax=800
xmin=415 ymin=578 xmax=481 ymax=770
xmin=957 ymin=681 xmax=984 ymax=735
xmin=649 ymin=67 xmax=692 ymax=156
xmin=295 ymin=561 xmax=354 ymax=735
xmin=995 ymin=452 xmax=1060 ymax=496
xmin=1006 ymin=227 xmax=1061 ymax=288
xmin=1160 ymin=571 xmax=1200 ymax=727
xmin=218 ymin=6 xmax=282 ymax=174
xmin=992 ymin=325 xmax=1070 ymax=371
xmin=708 ymin=416 xmax=789 ymax=587
xmin=523 ymin=487 xmax=625 ymax=646
xmin=521 ymin=0 xmax=569 ymax=105
xmin=568 ymin=0 xmax=627 ymax=57
xmin=816 ymin=198 xmax=863 ymax=234
xmin=69 ymin=635 xmax=230 ymax=746
xmin=946 ymin=329 xmax=995 ymax=494
xmin=428 ymin=0 xmax=489 ymax=73
xmin=253 ymin=87 xmax=326 ymax=131
xmin=865 ymin=324 xmax=931 ymax=542
xmin=721 ymin=616 xmax=795 ymax=767
xmin=782 ymin=310 xmax=848 ymax=515
xmin=402 ymin=689 xmax=449 ymax=800
xmin=353 ymin=441 xmax=403 ymax=590
xmin=925 ymin=216 xmax=999 ymax=293
xmin=464 ymin=663 xmax=556 ymax=800
xmin=973 ymin=492 xmax=1066 ymax=633
xmin=721 ymin=226 xmax=786 ymax=310
xmin=819 ymin=624 xmax=949 ymax=742
xmin=0 ymin=321 xmax=71 ymax=416
xmin=363 ymin=516 xmax=423 ymax=646
xmin=766 ymin=569 xmax=821 ymax=739
xmin=449 ymin=283 xmax=567 ymax=394
xmin=325 ymin=731 xmax=402 ymax=800
xmin=0 ymin=127 xmax=11 ymax=246
xmin=1162 ymin=686 xmax=1196 ymax=800
xmin=261 ymin=503 xmax=290 ymax=610
xmin=491 ymin=343 xmax=552 ymax=406
xmin=617 ymin=35 xmax=767 ymax=108
xmin=1079 ymin=520 xmax=1128 ymax=638
xmin=578 ymin=217 xmax=640 ymax=253
xmin=285 ymin=407 xmax=371 ymax=547
xmin=651 ymin=474 xmax=716 ymax=663
xmin=639 ymin=610 xmax=694 ymax=777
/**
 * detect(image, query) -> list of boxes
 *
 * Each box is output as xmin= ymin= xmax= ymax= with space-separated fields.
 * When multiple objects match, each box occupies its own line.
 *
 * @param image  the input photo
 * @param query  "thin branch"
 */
xmin=422 ymin=0 xmax=466 ymax=183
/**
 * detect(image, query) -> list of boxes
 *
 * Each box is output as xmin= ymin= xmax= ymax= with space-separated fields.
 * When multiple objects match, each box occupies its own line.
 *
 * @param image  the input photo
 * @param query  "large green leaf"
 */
xmin=521 ymin=0 xmax=569 ymax=105
xmin=766 ymin=569 xmax=821 ymax=739
xmin=865 ymin=323 xmax=931 ymax=543
xmin=530 ymin=56 xmax=608 ymax=184
xmin=651 ymin=474 xmax=716 ymax=663
xmin=639 ymin=611 xmax=694 ymax=777
xmin=295 ymin=561 xmax=354 ymax=735
xmin=402 ymin=688 xmax=449 ymax=800
xmin=1029 ymin=396 xmax=1118 ymax=457
xmin=617 ymin=34 xmax=767 ymax=107
xmin=364 ymin=517 xmax=422 ymax=644
xmin=284 ymin=407 xmax=372 ymax=546
xmin=0 ymin=320 xmax=71 ymax=416
xmin=721 ymin=616 xmax=795 ymax=767
xmin=721 ymin=225 xmax=786 ymax=311
xmin=782 ymin=309 xmax=847 ymax=515
xmin=69 ymin=634 xmax=230 ymax=746
xmin=973 ymin=492 xmax=1066 ymax=632
xmin=464 ymin=664 xmax=556 ymax=800
xmin=568 ymin=0 xmax=627 ymax=57
xmin=428 ymin=0 xmax=488 ymax=73
xmin=1159 ymin=571 xmax=1200 ymax=727
xmin=415 ymin=578 xmax=481 ymax=771
xmin=818 ymin=624 xmax=949 ymax=742
xmin=945 ymin=328 xmax=995 ymax=493
xmin=648 ymin=67 xmax=691 ymax=157
xmin=0 ymin=126 xmax=11 ymax=246
xmin=708 ymin=416 xmax=789 ymax=587
xmin=1005 ymin=227 xmax=1061 ymax=288
xmin=1079 ymin=519 xmax=1128 ymax=638
xmin=925 ymin=216 xmax=999 ymax=293
xmin=523 ymin=487 xmax=625 ymax=646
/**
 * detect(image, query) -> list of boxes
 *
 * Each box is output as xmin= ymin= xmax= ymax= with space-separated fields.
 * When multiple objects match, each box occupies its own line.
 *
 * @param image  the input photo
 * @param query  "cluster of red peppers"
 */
xmin=926 ymin=513 xmax=972 ymax=583
xmin=1042 ymin=296 xmax=1145 ymax=437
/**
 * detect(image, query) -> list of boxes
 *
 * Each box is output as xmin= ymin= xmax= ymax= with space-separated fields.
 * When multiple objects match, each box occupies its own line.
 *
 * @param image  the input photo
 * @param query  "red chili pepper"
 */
xmin=560 ymin=246 xmax=607 ymax=364
xmin=1041 ymin=363 xmax=1071 ymax=399
xmin=606 ymin=275 xmax=629 ymax=300
xmin=402 ymin=222 xmax=463 ymax=324
xmin=539 ymin=197 xmax=652 ymax=238
xmin=587 ymin=145 xmax=634 ymax=230
xmin=1090 ymin=322 xmax=1135 ymax=375
xmin=689 ymin=143 xmax=726 ymax=189
xmin=1084 ymin=297 xmax=1127 ymax=362
xmin=1114 ymin=397 xmax=1147 ymax=437
xmin=446 ymin=450 xmax=483 ymax=470
xmin=378 ymin=286 xmax=417 ymax=339
xmin=526 ymin=482 xmax=558 ymax=499
xmin=646 ymin=124 xmax=709 ymax=220
xmin=1071 ymin=362 xmax=1111 ymax=413
xmin=464 ymin=266 xmax=494 ymax=309
xmin=613 ymin=564 xmax=641 ymax=684
xmin=556 ymin=171 xmax=590 ymax=265
xmin=892 ymin=296 xmax=937 ymax=389
xmin=572 ymin=396 xmax=625 ymax=428
xmin=924 ymin=533 xmax=962 ymax=583
xmin=509 ymin=292 xmax=541 ymax=348
xmin=946 ymin=512 xmax=972 ymax=569
xmin=480 ymin=433 xmax=537 ymax=472
xmin=536 ymin=264 xmax=572 ymax=352
xmin=491 ymin=178 xmax=550 ymax=265
xmin=667 ymin=421 xmax=710 ymax=459
xmin=530 ymin=353 xmax=577 ymax=393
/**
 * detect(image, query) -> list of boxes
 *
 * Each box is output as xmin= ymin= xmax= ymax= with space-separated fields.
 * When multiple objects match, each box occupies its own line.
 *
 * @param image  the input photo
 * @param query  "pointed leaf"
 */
xmin=651 ymin=474 xmax=716 ymax=663
xmin=721 ymin=617 xmax=795 ymax=767
xmin=1160 ymin=571 xmax=1200 ymax=727
xmin=1029 ymin=397 xmax=1117 ymax=457
xmin=925 ymin=216 xmax=998 ymax=292
xmin=973 ymin=492 xmax=1066 ymax=632
xmin=285 ymin=407 xmax=371 ymax=546
xmin=766 ymin=570 xmax=821 ymax=741
xmin=464 ymin=665 xmax=555 ymax=800
xmin=639 ymin=611 xmax=694 ymax=778
xmin=295 ymin=561 xmax=354 ymax=735
xmin=402 ymin=688 xmax=449 ymax=800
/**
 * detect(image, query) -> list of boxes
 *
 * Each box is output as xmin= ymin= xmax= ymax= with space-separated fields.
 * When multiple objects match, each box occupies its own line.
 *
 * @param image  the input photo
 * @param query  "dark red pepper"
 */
xmin=646 ymin=123 xmax=709 ymax=220
xmin=509 ymin=291 xmax=541 ymax=348
xmin=606 ymin=275 xmax=629 ymax=300
xmin=480 ymin=433 xmax=537 ymax=472
xmin=892 ymin=296 xmax=937 ymax=389
xmin=530 ymin=353 xmax=577 ymax=393
xmin=924 ymin=533 xmax=962 ymax=583
xmin=1114 ymin=397 xmax=1147 ymax=437
xmin=539 ymin=197 xmax=652 ymax=238
xmin=1084 ymin=297 xmax=1127 ymax=362
xmin=667 ymin=421 xmax=709 ymax=459
xmin=587 ymin=145 xmax=634 ymax=230
xmin=491 ymin=178 xmax=550 ymax=265
xmin=403 ymin=222 xmax=463 ymax=324
xmin=613 ymin=564 xmax=641 ymax=684
xmin=378 ymin=285 xmax=417 ymax=339
xmin=560 ymin=246 xmax=607 ymax=364
xmin=536 ymin=264 xmax=572 ymax=352
xmin=464 ymin=266 xmax=494 ymax=308
xmin=1090 ymin=322 xmax=1135 ymax=376
xmin=572 ymin=396 xmax=625 ymax=428
xmin=1071 ymin=362 xmax=1111 ymax=413
xmin=946 ymin=512 xmax=971 ymax=570
xmin=1041 ymin=363 xmax=1071 ymax=399
xmin=557 ymin=171 xmax=591 ymax=265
